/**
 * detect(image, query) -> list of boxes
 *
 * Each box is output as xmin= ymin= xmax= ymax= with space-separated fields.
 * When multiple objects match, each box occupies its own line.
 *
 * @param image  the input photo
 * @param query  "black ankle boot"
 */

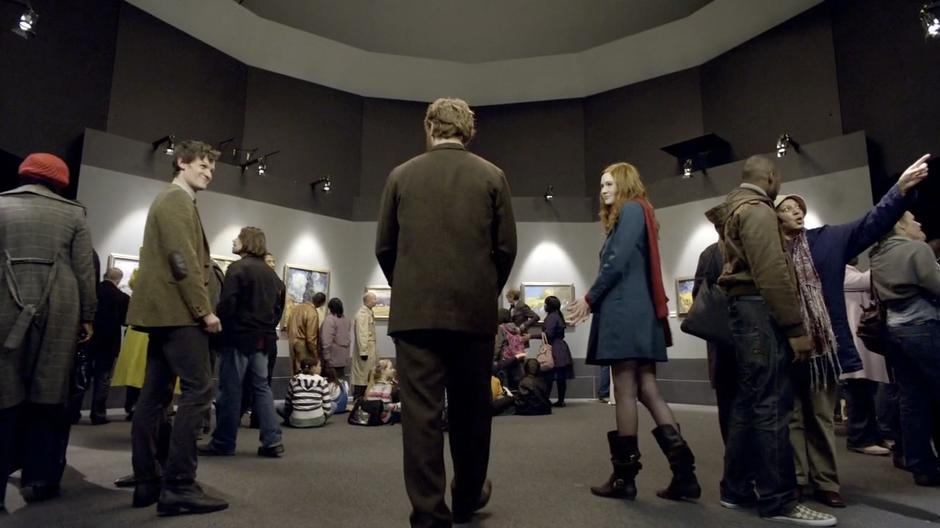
xmin=591 ymin=431 xmax=641 ymax=500
xmin=652 ymin=424 xmax=701 ymax=500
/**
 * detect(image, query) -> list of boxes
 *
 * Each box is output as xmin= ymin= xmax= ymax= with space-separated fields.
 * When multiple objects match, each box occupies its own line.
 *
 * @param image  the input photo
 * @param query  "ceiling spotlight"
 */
xmin=239 ymin=150 xmax=280 ymax=175
xmin=776 ymin=133 xmax=800 ymax=158
xmin=152 ymin=135 xmax=175 ymax=156
xmin=18 ymin=8 xmax=35 ymax=32
xmin=682 ymin=159 xmax=693 ymax=179
xmin=544 ymin=185 xmax=554 ymax=202
xmin=922 ymin=3 xmax=940 ymax=38
xmin=232 ymin=147 xmax=258 ymax=163
xmin=311 ymin=176 xmax=332 ymax=194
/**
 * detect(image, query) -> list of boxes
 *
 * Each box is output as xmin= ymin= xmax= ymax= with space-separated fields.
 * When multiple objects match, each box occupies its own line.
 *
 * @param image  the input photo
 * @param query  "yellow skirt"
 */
xmin=112 ymin=328 xmax=180 ymax=394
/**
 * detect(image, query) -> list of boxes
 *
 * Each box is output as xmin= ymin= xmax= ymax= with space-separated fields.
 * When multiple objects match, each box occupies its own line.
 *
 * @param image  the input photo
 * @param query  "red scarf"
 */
xmin=633 ymin=199 xmax=673 ymax=347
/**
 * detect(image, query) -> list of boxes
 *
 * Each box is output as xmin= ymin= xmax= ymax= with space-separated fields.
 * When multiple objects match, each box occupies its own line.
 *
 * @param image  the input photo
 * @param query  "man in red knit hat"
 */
xmin=0 ymin=153 xmax=97 ymax=510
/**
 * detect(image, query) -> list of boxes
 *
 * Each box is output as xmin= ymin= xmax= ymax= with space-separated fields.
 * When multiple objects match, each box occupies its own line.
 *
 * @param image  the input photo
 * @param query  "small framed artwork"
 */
xmin=107 ymin=253 xmax=139 ymax=296
xmin=520 ymin=282 xmax=576 ymax=324
xmin=367 ymin=285 xmax=392 ymax=320
xmin=675 ymin=276 xmax=696 ymax=316
xmin=281 ymin=264 xmax=331 ymax=328
xmin=211 ymin=254 xmax=238 ymax=275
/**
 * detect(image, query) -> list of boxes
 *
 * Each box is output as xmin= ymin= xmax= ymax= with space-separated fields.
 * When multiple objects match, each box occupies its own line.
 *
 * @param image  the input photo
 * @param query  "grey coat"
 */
xmin=0 ymin=184 xmax=97 ymax=409
xmin=375 ymin=143 xmax=517 ymax=336
xmin=585 ymin=202 xmax=666 ymax=365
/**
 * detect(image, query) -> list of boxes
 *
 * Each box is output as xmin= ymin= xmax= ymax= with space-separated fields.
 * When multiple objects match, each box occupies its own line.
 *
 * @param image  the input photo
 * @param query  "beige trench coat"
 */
xmin=351 ymin=305 xmax=376 ymax=386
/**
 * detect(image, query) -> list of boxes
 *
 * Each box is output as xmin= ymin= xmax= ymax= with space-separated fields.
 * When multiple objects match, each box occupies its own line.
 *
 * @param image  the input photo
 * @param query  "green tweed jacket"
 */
xmin=127 ymin=184 xmax=215 ymax=328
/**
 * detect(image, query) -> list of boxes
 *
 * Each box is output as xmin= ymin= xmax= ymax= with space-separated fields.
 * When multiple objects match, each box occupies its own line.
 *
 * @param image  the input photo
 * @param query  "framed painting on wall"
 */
xmin=367 ymin=285 xmax=391 ymax=320
xmin=107 ymin=253 xmax=139 ymax=296
xmin=520 ymin=282 xmax=576 ymax=324
xmin=675 ymin=276 xmax=696 ymax=316
xmin=211 ymin=254 xmax=238 ymax=276
xmin=281 ymin=264 xmax=330 ymax=328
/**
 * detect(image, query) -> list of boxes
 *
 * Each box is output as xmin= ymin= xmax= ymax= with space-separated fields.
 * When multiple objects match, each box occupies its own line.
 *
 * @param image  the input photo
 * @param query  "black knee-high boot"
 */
xmin=652 ymin=424 xmax=701 ymax=500
xmin=591 ymin=431 xmax=641 ymax=500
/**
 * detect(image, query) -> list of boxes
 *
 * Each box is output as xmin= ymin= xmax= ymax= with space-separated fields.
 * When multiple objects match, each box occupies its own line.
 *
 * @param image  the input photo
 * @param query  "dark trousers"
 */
xmin=395 ymin=330 xmax=494 ymax=528
xmin=889 ymin=322 xmax=940 ymax=478
xmin=0 ymin=402 xmax=71 ymax=504
xmin=240 ymin=336 xmax=277 ymax=418
xmin=713 ymin=344 xmax=738 ymax=444
xmin=132 ymin=326 xmax=213 ymax=484
xmin=843 ymin=379 xmax=884 ymax=448
xmin=89 ymin=352 xmax=118 ymax=422
xmin=721 ymin=298 xmax=797 ymax=517
xmin=125 ymin=387 xmax=140 ymax=415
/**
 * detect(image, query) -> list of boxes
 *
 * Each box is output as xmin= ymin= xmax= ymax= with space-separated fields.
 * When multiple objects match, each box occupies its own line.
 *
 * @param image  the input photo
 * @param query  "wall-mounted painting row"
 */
xmin=521 ymin=282 xmax=576 ymax=324
xmin=366 ymin=285 xmax=391 ymax=320
xmin=281 ymin=263 xmax=330 ymax=328
xmin=107 ymin=253 xmax=241 ymax=296
xmin=675 ymin=276 xmax=695 ymax=316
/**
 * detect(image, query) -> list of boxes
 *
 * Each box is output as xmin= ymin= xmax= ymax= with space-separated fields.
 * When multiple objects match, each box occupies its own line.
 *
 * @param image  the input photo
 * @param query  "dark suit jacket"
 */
xmin=127 ymin=184 xmax=216 ymax=328
xmin=375 ymin=142 xmax=517 ymax=336
xmin=217 ymin=255 xmax=285 ymax=349
xmin=92 ymin=280 xmax=130 ymax=359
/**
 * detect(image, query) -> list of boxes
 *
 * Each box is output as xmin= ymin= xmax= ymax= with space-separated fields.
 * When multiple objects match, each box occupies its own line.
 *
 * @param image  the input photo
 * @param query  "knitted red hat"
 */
xmin=18 ymin=153 xmax=69 ymax=188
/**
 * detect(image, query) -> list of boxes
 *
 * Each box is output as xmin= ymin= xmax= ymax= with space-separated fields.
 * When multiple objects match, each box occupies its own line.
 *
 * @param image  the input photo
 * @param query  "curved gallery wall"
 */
xmin=77 ymin=161 xmax=873 ymax=366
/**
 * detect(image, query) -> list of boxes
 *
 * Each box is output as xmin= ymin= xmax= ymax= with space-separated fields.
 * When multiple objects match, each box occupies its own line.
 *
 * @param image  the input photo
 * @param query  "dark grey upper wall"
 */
xmin=584 ymin=68 xmax=705 ymax=206
xmin=107 ymin=4 xmax=248 ymax=154
xmin=359 ymin=98 xmax=427 ymax=200
xmin=0 ymin=0 xmax=120 ymax=193
xmin=241 ymin=69 xmax=363 ymax=219
xmin=700 ymin=4 xmax=842 ymax=163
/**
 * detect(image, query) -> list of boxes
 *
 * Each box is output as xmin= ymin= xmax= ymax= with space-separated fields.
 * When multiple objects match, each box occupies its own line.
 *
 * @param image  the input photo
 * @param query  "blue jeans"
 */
xmin=721 ymin=298 xmax=797 ymax=517
xmin=597 ymin=365 xmax=610 ymax=398
xmin=889 ymin=321 xmax=940 ymax=479
xmin=210 ymin=347 xmax=281 ymax=453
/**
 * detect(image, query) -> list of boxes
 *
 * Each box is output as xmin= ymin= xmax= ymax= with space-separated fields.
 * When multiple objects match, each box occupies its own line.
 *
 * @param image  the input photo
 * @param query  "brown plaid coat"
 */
xmin=0 ymin=184 xmax=97 ymax=409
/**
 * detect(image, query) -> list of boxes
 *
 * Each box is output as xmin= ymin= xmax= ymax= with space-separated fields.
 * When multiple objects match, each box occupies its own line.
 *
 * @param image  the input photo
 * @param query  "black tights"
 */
xmin=612 ymin=360 xmax=676 ymax=436
xmin=554 ymin=378 xmax=567 ymax=403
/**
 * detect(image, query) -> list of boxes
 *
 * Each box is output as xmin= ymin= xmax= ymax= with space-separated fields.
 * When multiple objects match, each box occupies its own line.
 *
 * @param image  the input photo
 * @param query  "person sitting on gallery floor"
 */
xmin=320 ymin=297 xmax=351 ymax=379
xmin=513 ymin=359 xmax=552 ymax=416
xmin=491 ymin=375 xmax=515 ymax=416
xmin=363 ymin=359 xmax=402 ymax=425
xmin=278 ymin=357 xmax=334 ymax=428
xmin=323 ymin=366 xmax=349 ymax=415
xmin=494 ymin=308 xmax=526 ymax=389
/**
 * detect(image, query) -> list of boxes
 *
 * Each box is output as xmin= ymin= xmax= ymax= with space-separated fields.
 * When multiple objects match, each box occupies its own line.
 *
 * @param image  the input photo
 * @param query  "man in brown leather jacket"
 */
xmin=706 ymin=155 xmax=834 ymax=527
xmin=126 ymin=140 xmax=227 ymax=516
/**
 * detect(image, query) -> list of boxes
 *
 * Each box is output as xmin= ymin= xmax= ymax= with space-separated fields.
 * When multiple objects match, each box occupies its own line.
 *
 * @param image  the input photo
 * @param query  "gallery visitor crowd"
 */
xmin=0 ymin=97 xmax=938 ymax=528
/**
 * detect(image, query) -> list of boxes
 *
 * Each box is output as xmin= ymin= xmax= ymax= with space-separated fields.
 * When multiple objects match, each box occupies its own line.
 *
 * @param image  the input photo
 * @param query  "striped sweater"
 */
xmin=286 ymin=374 xmax=334 ymax=426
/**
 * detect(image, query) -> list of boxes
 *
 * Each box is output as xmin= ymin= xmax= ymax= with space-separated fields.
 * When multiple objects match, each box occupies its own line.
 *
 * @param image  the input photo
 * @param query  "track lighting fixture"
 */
xmin=152 ymin=135 xmax=175 ymax=156
xmin=922 ymin=3 xmax=940 ymax=38
xmin=311 ymin=176 xmax=333 ymax=194
xmin=232 ymin=147 xmax=258 ymax=163
xmin=544 ymin=185 xmax=554 ymax=202
xmin=682 ymin=159 xmax=693 ymax=179
xmin=240 ymin=150 xmax=280 ymax=175
xmin=776 ymin=133 xmax=800 ymax=158
xmin=4 ymin=0 xmax=36 ymax=38
xmin=217 ymin=137 xmax=235 ymax=152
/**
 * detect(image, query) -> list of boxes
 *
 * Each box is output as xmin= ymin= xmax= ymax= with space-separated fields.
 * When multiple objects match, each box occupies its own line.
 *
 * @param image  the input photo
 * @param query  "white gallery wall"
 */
xmin=77 ymin=164 xmax=873 ymax=362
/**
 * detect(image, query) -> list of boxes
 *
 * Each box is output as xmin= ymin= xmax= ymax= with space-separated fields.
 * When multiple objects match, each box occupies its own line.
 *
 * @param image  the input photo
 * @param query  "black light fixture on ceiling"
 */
xmin=543 ymin=185 xmax=554 ymax=202
xmin=216 ymin=137 xmax=235 ymax=153
xmin=152 ymin=135 xmax=176 ymax=155
xmin=776 ymin=133 xmax=800 ymax=158
xmin=232 ymin=147 xmax=258 ymax=164
xmin=3 ymin=0 xmax=37 ymax=39
xmin=240 ymin=150 xmax=280 ymax=175
xmin=922 ymin=2 xmax=940 ymax=38
xmin=311 ymin=175 xmax=332 ymax=194
xmin=661 ymin=133 xmax=730 ymax=180
xmin=682 ymin=159 xmax=694 ymax=179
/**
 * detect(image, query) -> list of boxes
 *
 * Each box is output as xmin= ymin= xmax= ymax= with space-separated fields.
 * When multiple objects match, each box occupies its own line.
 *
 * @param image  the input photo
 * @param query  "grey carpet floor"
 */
xmin=3 ymin=402 xmax=938 ymax=527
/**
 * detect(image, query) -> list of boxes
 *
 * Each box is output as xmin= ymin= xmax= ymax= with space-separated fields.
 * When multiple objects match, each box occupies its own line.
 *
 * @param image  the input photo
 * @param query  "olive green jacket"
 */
xmin=127 ymin=184 xmax=215 ymax=328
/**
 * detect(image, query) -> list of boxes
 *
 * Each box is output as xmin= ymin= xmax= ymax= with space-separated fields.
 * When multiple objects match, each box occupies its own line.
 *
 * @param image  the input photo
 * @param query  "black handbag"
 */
xmin=680 ymin=281 xmax=732 ymax=349
xmin=857 ymin=276 xmax=889 ymax=356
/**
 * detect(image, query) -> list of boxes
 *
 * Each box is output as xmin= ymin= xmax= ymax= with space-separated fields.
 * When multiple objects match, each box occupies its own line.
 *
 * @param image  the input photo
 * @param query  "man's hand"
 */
xmin=78 ymin=322 xmax=93 ymax=344
xmin=788 ymin=335 xmax=813 ymax=362
xmin=566 ymin=297 xmax=591 ymax=325
xmin=898 ymin=154 xmax=930 ymax=196
xmin=202 ymin=313 xmax=222 ymax=334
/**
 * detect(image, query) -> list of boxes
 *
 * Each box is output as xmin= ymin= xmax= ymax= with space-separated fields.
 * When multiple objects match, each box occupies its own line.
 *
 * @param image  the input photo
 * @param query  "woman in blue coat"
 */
xmin=568 ymin=162 xmax=700 ymax=503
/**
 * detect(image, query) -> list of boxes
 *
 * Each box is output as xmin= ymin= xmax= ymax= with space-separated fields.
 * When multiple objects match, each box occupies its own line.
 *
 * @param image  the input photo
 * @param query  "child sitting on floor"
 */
xmin=362 ymin=359 xmax=401 ymax=425
xmin=514 ymin=358 xmax=551 ymax=416
xmin=277 ymin=357 xmax=333 ymax=428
